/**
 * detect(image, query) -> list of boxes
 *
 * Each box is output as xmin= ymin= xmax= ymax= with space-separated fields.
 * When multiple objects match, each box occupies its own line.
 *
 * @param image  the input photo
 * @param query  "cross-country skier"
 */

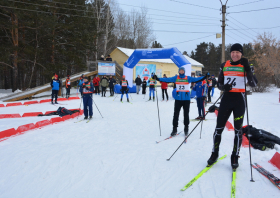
xmin=153 ymin=67 xmax=209 ymax=136
xmin=207 ymin=43 xmax=258 ymax=169
xmin=148 ymin=73 xmax=157 ymax=101
xmin=192 ymin=74 xmax=207 ymax=120
xmin=120 ymin=75 xmax=129 ymax=102
xmin=50 ymin=74 xmax=61 ymax=104
xmin=79 ymin=77 xmax=94 ymax=119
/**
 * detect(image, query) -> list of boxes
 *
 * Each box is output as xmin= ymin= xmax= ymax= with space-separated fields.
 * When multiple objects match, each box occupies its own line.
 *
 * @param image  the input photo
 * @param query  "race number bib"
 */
xmin=176 ymin=84 xmax=190 ymax=92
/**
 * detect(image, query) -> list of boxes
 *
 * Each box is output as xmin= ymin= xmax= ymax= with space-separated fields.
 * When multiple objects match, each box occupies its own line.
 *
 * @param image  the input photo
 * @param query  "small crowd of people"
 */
xmin=100 ymin=55 xmax=112 ymax=61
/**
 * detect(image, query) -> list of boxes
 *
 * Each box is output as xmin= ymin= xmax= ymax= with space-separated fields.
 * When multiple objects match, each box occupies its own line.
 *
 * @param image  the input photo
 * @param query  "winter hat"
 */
xmin=54 ymin=75 xmax=58 ymax=78
xmin=84 ymin=76 xmax=88 ymax=80
xmin=230 ymin=43 xmax=243 ymax=54
xmin=178 ymin=67 xmax=185 ymax=73
xmin=122 ymin=75 xmax=125 ymax=78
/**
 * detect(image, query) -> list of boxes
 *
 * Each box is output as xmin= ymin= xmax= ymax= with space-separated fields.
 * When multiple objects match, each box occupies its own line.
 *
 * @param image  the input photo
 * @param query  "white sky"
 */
xmin=116 ymin=0 xmax=280 ymax=54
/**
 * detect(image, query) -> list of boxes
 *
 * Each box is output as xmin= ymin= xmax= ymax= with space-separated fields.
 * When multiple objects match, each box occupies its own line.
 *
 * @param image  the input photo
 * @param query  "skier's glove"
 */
xmin=240 ymin=58 xmax=250 ymax=72
xmin=153 ymin=75 xmax=159 ymax=81
xmin=224 ymin=84 xmax=232 ymax=92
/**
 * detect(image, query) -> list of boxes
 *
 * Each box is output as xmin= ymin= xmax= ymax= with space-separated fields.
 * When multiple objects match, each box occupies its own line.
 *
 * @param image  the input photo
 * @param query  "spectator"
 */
xmin=135 ymin=75 xmax=142 ymax=94
xmin=192 ymin=74 xmax=207 ymax=120
xmin=50 ymin=74 xmax=61 ymax=104
xmin=108 ymin=76 xmax=116 ymax=96
xmin=65 ymin=75 xmax=71 ymax=99
xmin=79 ymin=77 xmax=94 ymax=119
xmin=93 ymin=75 xmax=100 ymax=95
xmin=78 ymin=74 xmax=85 ymax=97
xmin=142 ymin=78 xmax=147 ymax=94
xmin=161 ymin=74 xmax=169 ymax=101
xmin=148 ymin=73 xmax=157 ymax=101
xmin=207 ymin=77 xmax=213 ymax=103
xmin=211 ymin=75 xmax=217 ymax=97
xmin=52 ymin=73 xmax=56 ymax=80
xmin=100 ymin=55 xmax=105 ymax=61
xmin=106 ymin=55 xmax=112 ymax=61
xmin=100 ymin=76 xmax=109 ymax=97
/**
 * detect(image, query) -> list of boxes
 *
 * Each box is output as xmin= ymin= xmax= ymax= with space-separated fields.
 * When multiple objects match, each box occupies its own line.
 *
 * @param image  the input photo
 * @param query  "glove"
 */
xmin=224 ymin=84 xmax=232 ymax=92
xmin=240 ymin=58 xmax=250 ymax=72
xmin=153 ymin=75 xmax=159 ymax=81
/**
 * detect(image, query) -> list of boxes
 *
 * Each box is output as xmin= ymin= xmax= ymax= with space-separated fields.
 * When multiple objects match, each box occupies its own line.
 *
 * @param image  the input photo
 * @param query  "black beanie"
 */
xmin=230 ymin=43 xmax=243 ymax=54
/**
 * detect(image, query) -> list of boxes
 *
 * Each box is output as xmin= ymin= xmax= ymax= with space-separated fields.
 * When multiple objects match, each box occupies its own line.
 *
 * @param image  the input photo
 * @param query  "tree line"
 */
xmin=0 ymin=0 xmax=154 ymax=91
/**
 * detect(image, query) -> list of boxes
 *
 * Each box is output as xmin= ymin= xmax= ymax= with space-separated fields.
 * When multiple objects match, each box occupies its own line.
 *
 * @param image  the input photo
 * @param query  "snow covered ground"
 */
xmin=0 ymin=88 xmax=279 ymax=198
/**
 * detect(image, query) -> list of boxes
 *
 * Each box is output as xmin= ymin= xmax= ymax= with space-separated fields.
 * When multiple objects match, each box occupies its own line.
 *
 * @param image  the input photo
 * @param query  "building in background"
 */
xmin=110 ymin=47 xmax=204 ymax=81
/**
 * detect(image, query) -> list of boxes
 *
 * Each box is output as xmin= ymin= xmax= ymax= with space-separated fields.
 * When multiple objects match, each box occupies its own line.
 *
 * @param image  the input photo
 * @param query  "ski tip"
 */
xmin=166 ymin=159 xmax=170 ymax=161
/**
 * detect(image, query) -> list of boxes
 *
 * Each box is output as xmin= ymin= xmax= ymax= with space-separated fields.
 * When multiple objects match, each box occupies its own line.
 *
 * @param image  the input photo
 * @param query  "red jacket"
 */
xmin=93 ymin=77 xmax=100 ymax=86
xmin=161 ymin=81 xmax=168 ymax=89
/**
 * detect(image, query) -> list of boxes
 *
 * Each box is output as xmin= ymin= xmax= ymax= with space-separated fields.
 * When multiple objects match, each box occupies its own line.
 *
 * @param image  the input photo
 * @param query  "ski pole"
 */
xmin=244 ymin=67 xmax=255 ymax=182
xmin=200 ymin=120 xmax=203 ymax=139
xmin=155 ymin=87 xmax=162 ymax=136
xmin=113 ymin=94 xmax=119 ymax=101
xmin=77 ymin=95 xmax=83 ymax=120
xmin=167 ymin=93 xmax=224 ymax=161
xmin=90 ymin=95 xmax=103 ymax=118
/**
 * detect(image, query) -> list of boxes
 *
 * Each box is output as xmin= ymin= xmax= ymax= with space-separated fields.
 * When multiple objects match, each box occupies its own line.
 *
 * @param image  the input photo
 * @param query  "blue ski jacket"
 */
xmin=158 ymin=74 xmax=206 ymax=101
xmin=192 ymin=81 xmax=207 ymax=98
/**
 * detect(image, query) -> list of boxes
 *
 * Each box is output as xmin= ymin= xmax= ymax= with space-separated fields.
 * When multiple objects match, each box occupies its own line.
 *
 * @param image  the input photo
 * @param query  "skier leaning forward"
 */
xmin=207 ymin=43 xmax=258 ymax=169
xmin=153 ymin=67 xmax=208 ymax=136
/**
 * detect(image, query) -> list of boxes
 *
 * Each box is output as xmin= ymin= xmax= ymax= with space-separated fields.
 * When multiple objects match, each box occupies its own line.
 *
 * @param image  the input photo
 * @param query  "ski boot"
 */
xmin=148 ymin=97 xmax=151 ymax=101
xmin=120 ymin=98 xmax=122 ymax=102
xmin=127 ymin=98 xmax=129 ymax=102
xmin=89 ymin=116 xmax=92 ymax=119
xmin=84 ymin=116 xmax=88 ymax=120
xmin=55 ymin=100 xmax=58 ymax=104
xmin=170 ymin=127 xmax=177 ymax=137
xmin=195 ymin=116 xmax=201 ymax=120
xmin=51 ymin=100 xmax=54 ymax=104
xmin=184 ymin=126 xmax=188 ymax=136
xmin=207 ymin=152 xmax=219 ymax=166
xmin=153 ymin=97 xmax=155 ymax=101
xmin=231 ymin=154 xmax=240 ymax=169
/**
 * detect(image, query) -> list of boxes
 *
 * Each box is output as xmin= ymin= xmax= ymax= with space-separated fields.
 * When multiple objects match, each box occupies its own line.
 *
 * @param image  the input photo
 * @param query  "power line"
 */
xmin=169 ymin=0 xmax=219 ymax=10
xmin=227 ymin=17 xmax=257 ymax=36
xmin=229 ymin=6 xmax=280 ymax=13
xmin=226 ymin=25 xmax=280 ymax=30
xmin=151 ymin=18 xmax=219 ymax=25
xmin=153 ymin=30 xmax=218 ymax=34
xmin=228 ymin=16 xmax=259 ymax=34
xmin=154 ymin=22 xmax=220 ymax=27
xmin=226 ymin=25 xmax=255 ymax=41
xmin=8 ymin=0 xmax=219 ymax=22
xmin=163 ymin=34 xmax=216 ymax=46
xmin=229 ymin=0 xmax=264 ymax=8
xmin=38 ymin=0 xmax=220 ymax=19
xmin=226 ymin=32 xmax=247 ymax=44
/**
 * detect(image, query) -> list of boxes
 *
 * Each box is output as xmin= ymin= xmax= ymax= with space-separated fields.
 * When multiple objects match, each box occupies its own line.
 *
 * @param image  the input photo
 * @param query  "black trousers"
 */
xmin=208 ymin=87 xmax=212 ymax=102
xmin=51 ymin=90 xmax=58 ymax=101
xmin=101 ymin=87 xmax=106 ymax=96
xmin=142 ymin=86 xmax=146 ymax=94
xmin=95 ymin=86 xmax=100 ymax=94
xmin=66 ymin=87 xmax=71 ymax=98
xmin=173 ymin=100 xmax=190 ymax=130
xmin=109 ymin=86 xmax=114 ymax=96
xmin=162 ymin=89 xmax=168 ymax=100
xmin=212 ymin=92 xmax=246 ymax=156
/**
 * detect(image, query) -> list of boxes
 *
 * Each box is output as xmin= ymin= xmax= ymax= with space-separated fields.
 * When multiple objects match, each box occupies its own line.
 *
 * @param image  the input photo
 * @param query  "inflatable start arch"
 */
xmin=122 ymin=47 xmax=191 ymax=87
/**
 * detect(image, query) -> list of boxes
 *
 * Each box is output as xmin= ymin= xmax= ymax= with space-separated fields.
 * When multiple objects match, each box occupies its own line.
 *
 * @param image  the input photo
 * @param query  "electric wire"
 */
xmin=230 ymin=6 xmax=280 ymax=13
xmin=229 ymin=0 xmax=264 ymax=8
xmin=163 ymin=33 xmax=217 ymax=46
xmin=169 ymin=0 xmax=219 ymax=10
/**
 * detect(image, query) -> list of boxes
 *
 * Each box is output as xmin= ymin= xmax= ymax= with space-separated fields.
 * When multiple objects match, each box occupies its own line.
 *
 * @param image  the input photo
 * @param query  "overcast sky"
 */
xmin=116 ymin=0 xmax=280 ymax=54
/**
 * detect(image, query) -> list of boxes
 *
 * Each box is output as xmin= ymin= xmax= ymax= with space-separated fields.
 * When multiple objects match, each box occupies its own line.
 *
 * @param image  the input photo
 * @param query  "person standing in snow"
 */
xmin=207 ymin=77 xmax=212 ymax=103
xmin=135 ymin=75 xmax=142 ymax=94
xmin=207 ymin=43 xmax=258 ymax=169
xmin=148 ymin=73 xmax=157 ymax=101
xmin=192 ymin=74 xmax=207 ymax=120
xmin=108 ymin=76 xmax=116 ymax=96
xmin=153 ymin=67 xmax=209 ymax=136
xmin=120 ymin=75 xmax=129 ymax=102
xmin=211 ymin=75 xmax=217 ymax=97
xmin=93 ymin=75 xmax=100 ymax=95
xmin=50 ymin=74 xmax=61 ymax=104
xmin=65 ymin=75 xmax=71 ymax=99
xmin=161 ymin=74 xmax=169 ymax=101
xmin=142 ymin=78 xmax=147 ymax=95
xmin=79 ymin=77 xmax=94 ymax=119
xmin=100 ymin=76 xmax=109 ymax=97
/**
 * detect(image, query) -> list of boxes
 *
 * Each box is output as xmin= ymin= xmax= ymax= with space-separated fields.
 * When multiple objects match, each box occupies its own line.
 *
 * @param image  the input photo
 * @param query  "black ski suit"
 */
xmin=212 ymin=59 xmax=258 ymax=156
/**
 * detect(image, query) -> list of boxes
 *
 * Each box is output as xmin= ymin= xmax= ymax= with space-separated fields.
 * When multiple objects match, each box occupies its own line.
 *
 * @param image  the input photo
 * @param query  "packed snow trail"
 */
xmin=0 ymin=88 xmax=280 ymax=197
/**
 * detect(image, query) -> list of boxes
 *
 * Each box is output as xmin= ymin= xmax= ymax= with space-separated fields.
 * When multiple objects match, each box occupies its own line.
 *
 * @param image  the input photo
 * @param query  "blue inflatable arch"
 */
xmin=122 ymin=47 xmax=192 ymax=87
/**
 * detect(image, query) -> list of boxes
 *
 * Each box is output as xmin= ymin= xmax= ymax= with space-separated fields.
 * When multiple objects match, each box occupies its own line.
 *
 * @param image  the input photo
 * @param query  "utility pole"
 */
xmin=220 ymin=0 xmax=228 ymax=63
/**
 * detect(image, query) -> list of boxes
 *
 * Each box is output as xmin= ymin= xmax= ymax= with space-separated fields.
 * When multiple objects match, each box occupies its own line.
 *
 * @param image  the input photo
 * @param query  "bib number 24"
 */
xmin=226 ymin=77 xmax=236 ymax=86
